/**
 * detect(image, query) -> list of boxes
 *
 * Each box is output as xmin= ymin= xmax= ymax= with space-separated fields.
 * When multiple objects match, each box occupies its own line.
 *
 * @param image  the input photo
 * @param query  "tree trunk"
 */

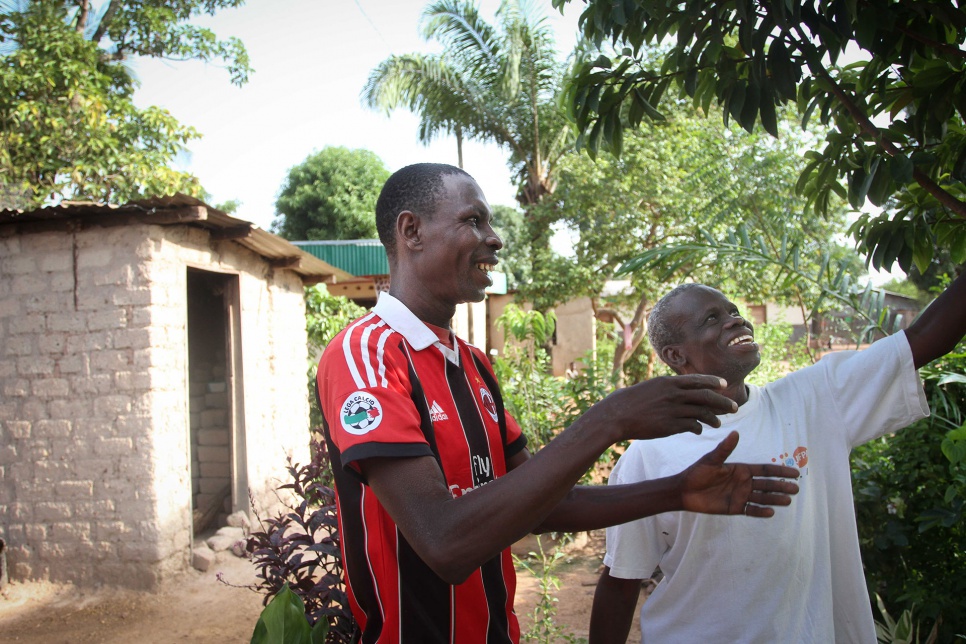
xmin=456 ymin=126 xmax=463 ymax=169
xmin=606 ymin=295 xmax=651 ymax=386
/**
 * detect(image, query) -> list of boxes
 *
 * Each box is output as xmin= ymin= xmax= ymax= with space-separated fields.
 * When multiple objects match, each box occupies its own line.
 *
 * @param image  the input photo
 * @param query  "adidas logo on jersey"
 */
xmin=430 ymin=400 xmax=449 ymax=422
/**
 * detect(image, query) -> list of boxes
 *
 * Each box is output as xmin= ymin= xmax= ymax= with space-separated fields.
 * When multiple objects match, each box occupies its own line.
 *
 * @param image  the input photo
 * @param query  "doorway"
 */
xmin=186 ymin=269 xmax=247 ymax=536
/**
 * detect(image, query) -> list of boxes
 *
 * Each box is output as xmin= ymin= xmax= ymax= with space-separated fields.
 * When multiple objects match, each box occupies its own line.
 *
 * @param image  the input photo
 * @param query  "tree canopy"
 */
xmin=489 ymin=203 xmax=531 ymax=289
xmin=362 ymin=0 xmax=572 ymax=208
xmin=271 ymin=147 xmax=390 ymax=242
xmin=0 ymin=0 xmax=251 ymax=208
xmin=534 ymin=99 xmax=856 ymax=378
xmin=554 ymin=0 xmax=966 ymax=276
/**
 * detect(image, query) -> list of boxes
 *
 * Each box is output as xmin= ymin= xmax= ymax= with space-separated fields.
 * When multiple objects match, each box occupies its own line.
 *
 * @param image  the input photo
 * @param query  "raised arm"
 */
xmin=905 ymin=270 xmax=966 ymax=369
xmin=362 ymin=375 xmax=738 ymax=584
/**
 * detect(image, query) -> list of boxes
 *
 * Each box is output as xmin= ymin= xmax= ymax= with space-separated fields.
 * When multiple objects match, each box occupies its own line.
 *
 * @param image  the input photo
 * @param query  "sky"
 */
xmin=129 ymin=0 xmax=902 ymax=285
xmin=131 ymin=0 xmax=582 ymax=232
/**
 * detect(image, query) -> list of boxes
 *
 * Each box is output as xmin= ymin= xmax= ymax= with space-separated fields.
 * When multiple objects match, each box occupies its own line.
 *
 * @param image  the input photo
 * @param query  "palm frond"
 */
xmin=420 ymin=0 xmax=501 ymax=77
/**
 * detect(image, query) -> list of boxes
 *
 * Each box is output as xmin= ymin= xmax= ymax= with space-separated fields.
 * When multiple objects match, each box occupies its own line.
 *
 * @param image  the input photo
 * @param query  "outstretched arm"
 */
xmin=906 ymin=270 xmax=966 ymax=369
xmin=589 ymin=567 xmax=643 ymax=644
xmin=528 ymin=431 xmax=800 ymax=534
xmin=362 ymin=375 xmax=738 ymax=584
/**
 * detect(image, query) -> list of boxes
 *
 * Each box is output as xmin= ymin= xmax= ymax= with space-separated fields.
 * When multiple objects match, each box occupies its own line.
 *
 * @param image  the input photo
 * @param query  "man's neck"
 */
xmin=724 ymin=379 xmax=750 ymax=407
xmin=424 ymin=321 xmax=454 ymax=349
xmin=388 ymin=284 xmax=455 ymax=329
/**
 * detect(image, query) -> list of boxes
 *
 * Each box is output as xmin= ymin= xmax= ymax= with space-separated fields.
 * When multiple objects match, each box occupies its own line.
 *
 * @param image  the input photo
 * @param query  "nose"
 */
xmin=724 ymin=313 xmax=745 ymax=328
xmin=727 ymin=313 xmax=753 ymax=334
xmin=484 ymin=225 xmax=503 ymax=250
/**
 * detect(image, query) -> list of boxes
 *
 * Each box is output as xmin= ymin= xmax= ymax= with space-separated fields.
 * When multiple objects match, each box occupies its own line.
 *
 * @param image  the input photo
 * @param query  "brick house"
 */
xmin=0 ymin=195 xmax=350 ymax=589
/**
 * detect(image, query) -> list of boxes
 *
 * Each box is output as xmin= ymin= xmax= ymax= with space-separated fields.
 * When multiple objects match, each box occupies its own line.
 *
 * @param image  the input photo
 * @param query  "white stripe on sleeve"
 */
xmin=375 ymin=327 xmax=396 ymax=387
xmin=342 ymin=312 xmax=376 ymax=389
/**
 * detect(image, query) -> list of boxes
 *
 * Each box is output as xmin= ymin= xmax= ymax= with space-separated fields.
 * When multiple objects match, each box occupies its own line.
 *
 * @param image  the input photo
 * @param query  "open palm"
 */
xmin=679 ymin=431 xmax=800 ymax=517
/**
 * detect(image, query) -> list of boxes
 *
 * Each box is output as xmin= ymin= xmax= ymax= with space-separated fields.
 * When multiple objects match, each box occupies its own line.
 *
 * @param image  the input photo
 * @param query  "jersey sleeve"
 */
xmin=602 ymin=443 xmax=666 ymax=580
xmin=317 ymin=317 xmax=434 ymax=478
xmin=504 ymin=410 xmax=526 ymax=458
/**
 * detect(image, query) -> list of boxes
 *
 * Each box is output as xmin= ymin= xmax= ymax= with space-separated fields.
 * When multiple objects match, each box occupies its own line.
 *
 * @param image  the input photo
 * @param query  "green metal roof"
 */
xmin=292 ymin=240 xmax=389 ymax=277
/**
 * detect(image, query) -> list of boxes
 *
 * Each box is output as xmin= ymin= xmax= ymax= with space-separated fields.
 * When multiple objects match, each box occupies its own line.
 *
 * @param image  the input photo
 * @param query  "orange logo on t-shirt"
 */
xmin=771 ymin=446 xmax=807 ymax=469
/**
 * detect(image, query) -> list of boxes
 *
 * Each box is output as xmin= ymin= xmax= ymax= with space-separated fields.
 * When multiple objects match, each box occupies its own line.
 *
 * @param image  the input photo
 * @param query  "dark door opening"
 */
xmin=186 ymin=269 xmax=246 ymax=536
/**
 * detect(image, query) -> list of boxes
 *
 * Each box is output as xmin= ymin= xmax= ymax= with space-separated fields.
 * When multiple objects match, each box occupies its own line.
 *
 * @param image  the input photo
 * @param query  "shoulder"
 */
xmin=323 ymin=312 xmax=401 ymax=358
xmin=611 ymin=440 xmax=649 ymax=481
xmin=462 ymin=341 xmax=494 ymax=369
xmin=318 ymin=314 xmax=410 ymax=391
xmin=777 ymin=331 xmax=909 ymax=379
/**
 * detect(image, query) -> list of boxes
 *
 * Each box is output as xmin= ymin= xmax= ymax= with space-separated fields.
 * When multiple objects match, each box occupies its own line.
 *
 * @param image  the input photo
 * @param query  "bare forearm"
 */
xmin=536 ymin=432 xmax=801 ymax=533
xmin=534 ymin=479 xmax=683 ymax=534
xmin=364 ymin=375 xmax=739 ymax=583
xmin=366 ymin=416 xmax=618 ymax=583
xmin=907 ymin=270 xmax=966 ymax=368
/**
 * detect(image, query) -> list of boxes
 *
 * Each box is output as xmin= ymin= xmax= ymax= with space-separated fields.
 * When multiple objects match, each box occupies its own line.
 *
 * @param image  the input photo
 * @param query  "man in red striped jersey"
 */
xmin=316 ymin=163 xmax=801 ymax=643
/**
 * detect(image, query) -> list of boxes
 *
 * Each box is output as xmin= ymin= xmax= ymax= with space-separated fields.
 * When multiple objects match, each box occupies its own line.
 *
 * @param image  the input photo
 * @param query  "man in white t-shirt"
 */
xmin=589 ymin=274 xmax=966 ymax=643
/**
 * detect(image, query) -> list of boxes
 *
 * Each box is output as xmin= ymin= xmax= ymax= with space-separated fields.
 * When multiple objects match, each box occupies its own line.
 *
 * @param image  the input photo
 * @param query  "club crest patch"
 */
xmin=480 ymin=387 xmax=498 ymax=422
xmin=340 ymin=391 xmax=383 ymax=435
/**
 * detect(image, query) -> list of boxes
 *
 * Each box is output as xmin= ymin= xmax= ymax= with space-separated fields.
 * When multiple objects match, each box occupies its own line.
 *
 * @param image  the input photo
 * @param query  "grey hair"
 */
xmin=647 ymin=283 xmax=707 ymax=362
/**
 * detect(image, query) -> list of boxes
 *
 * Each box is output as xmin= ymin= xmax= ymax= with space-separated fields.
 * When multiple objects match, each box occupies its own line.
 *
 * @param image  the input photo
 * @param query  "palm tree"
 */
xmin=360 ymin=0 xmax=572 ymax=209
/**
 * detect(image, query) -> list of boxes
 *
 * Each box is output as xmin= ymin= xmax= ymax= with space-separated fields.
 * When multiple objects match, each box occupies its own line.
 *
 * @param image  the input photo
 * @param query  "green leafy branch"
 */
xmin=616 ymin=223 xmax=902 ymax=342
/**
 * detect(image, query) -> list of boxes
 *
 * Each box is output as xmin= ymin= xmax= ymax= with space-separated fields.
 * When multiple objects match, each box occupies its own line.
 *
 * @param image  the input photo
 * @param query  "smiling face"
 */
xmin=661 ymin=286 xmax=761 ymax=385
xmin=403 ymin=173 xmax=503 ymax=320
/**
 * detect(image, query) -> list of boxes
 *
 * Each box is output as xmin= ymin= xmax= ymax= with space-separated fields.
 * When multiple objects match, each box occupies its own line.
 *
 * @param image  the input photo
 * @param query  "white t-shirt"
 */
xmin=604 ymin=331 xmax=929 ymax=643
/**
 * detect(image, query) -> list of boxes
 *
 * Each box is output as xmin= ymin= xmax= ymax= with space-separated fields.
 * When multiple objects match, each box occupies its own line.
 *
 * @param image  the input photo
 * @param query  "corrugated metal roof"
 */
xmin=0 ymin=194 xmax=353 ymax=284
xmin=292 ymin=240 xmax=390 ymax=277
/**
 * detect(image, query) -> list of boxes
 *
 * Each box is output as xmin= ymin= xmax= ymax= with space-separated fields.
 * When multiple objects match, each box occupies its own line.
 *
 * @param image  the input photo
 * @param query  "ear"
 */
xmin=662 ymin=345 xmax=688 ymax=373
xmin=396 ymin=211 xmax=422 ymax=251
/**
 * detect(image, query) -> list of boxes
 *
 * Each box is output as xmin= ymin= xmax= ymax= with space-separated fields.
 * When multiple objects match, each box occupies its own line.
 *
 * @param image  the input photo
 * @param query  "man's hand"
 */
xmin=589 ymin=375 xmax=739 ymax=442
xmin=677 ymin=431 xmax=800 ymax=517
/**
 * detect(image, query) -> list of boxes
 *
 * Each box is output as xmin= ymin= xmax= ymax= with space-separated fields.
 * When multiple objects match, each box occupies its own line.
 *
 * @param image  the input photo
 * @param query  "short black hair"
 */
xmin=648 ymin=283 xmax=707 ymax=362
xmin=375 ymin=163 xmax=470 ymax=261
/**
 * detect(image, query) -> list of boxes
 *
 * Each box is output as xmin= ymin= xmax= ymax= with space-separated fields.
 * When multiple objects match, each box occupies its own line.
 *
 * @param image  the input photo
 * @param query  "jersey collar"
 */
xmin=373 ymin=292 xmax=460 ymax=364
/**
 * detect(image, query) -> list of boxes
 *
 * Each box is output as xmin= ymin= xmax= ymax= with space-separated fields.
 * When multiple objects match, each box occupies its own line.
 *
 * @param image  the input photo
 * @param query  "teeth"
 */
xmin=476 ymin=264 xmax=494 ymax=273
xmin=728 ymin=335 xmax=754 ymax=347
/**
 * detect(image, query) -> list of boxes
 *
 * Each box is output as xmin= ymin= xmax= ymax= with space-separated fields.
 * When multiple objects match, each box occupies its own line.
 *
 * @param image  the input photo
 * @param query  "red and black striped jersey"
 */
xmin=317 ymin=293 xmax=527 ymax=643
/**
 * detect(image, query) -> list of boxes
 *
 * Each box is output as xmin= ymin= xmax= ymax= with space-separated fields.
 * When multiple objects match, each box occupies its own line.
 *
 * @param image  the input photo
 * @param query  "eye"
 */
xmin=468 ymin=215 xmax=480 ymax=226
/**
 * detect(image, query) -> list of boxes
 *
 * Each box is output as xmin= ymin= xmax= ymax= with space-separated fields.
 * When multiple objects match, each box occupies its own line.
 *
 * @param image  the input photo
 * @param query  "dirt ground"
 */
xmin=0 ymin=531 xmax=643 ymax=643
xmin=512 ymin=531 xmax=644 ymax=643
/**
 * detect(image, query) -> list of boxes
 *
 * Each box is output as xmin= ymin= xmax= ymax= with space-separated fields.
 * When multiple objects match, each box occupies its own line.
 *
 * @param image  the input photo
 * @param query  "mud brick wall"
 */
xmin=190 ymin=361 xmax=231 ymax=530
xmin=0 ymin=221 xmax=310 ymax=589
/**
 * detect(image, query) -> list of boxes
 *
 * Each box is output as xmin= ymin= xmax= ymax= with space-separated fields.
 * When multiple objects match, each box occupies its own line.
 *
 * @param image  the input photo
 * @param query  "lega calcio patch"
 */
xmin=341 ymin=391 xmax=383 ymax=435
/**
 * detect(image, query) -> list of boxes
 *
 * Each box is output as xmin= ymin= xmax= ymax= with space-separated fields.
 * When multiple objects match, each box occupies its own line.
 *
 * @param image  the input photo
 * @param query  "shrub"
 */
xmin=853 ymin=344 xmax=966 ymax=641
xmin=250 ymin=583 xmax=331 ymax=644
xmin=247 ymin=439 xmax=358 ymax=643
xmin=514 ymin=534 xmax=586 ymax=644
xmin=493 ymin=305 xmax=568 ymax=451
